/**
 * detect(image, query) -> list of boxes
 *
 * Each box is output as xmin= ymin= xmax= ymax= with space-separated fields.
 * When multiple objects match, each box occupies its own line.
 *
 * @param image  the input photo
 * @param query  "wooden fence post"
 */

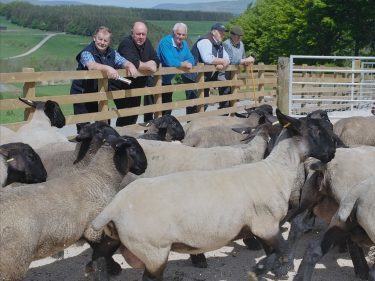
xmin=98 ymin=77 xmax=108 ymax=121
xmin=277 ymin=57 xmax=290 ymax=114
xmin=22 ymin=67 xmax=36 ymax=121
xmin=197 ymin=63 xmax=205 ymax=113
xmin=153 ymin=74 xmax=163 ymax=118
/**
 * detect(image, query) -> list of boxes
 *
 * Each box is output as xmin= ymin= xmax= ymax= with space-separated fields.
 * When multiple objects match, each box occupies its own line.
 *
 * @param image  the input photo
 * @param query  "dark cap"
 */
xmin=230 ymin=26 xmax=244 ymax=36
xmin=211 ymin=23 xmax=227 ymax=33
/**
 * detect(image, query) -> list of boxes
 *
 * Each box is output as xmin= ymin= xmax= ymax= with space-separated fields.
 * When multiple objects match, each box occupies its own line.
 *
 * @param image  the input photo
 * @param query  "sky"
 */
xmin=42 ymin=0 xmax=237 ymax=8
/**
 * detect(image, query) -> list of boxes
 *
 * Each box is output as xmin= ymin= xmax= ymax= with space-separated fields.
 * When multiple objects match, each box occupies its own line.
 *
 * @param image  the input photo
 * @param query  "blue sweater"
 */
xmin=157 ymin=34 xmax=195 ymax=84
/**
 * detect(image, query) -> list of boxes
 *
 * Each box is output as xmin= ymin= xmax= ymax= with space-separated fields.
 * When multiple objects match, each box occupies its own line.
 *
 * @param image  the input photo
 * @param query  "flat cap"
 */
xmin=230 ymin=26 xmax=244 ymax=36
xmin=211 ymin=23 xmax=227 ymax=32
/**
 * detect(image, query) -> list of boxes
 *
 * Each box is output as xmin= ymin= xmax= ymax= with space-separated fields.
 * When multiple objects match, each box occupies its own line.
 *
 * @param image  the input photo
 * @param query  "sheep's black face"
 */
xmin=151 ymin=115 xmax=185 ymax=141
xmin=302 ymin=118 xmax=336 ymax=163
xmin=276 ymin=109 xmax=336 ymax=164
xmin=44 ymin=100 xmax=66 ymax=128
xmin=1 ymin=143 xmax=47 ymax=185
xmin=121 ymin=136 xmax=147 ymax=175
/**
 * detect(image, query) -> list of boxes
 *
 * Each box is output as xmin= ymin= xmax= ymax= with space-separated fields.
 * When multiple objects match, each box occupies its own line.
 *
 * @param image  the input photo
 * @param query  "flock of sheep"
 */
xmin=0 ymin=97 xmax=374 ymax=281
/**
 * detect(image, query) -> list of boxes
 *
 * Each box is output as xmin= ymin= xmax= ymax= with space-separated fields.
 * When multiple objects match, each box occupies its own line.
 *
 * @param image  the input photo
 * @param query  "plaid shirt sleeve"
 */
xmin=114 ymin=51 xmax=126 ymax=68
xmin=79 ymin=51 xmax=95 ymax=67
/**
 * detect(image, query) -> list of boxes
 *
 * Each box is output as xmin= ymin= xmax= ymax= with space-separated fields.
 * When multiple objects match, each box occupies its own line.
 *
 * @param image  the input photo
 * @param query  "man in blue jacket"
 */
xmin=153 ymin=22 xmax=195 ymax=117
xmin=70 ymin=26 xmax=138 ymax=133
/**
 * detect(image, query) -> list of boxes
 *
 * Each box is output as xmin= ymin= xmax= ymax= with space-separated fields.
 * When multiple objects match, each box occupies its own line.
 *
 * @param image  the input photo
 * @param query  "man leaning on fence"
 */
xmin=70 ymin=26 xmax=138 ymax=133
xmin=111 ymin=21 xmax=160 ymax=126
xmin=183 ymin=22 xmax=230 ymax=115
xmin=218 ymin=25 xmax=255 ymax=108
xmin=152 ymin=22 xmax=195 ymax=117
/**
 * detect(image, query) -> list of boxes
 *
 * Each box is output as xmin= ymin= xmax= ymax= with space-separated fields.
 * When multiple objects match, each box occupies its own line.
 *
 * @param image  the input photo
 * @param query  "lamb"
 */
xmin=333 ymin=116 xmax=375 ymax=146
xmin=0 ymin=133 xmax=146 ymax=281
xmin=0 ymin=142 xmax=47 ymax=187
xmin=90 ymin=109 xmax=336 ymax=280
xmin=285 ymin=146 xmax=375 ymax=280
xmin=8 ymin=98 xmax=67 ymax=149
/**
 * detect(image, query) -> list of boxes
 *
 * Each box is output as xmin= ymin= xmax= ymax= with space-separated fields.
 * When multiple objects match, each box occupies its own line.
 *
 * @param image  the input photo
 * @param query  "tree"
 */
xmin=231 ymin=0 xmax=375 ymax=64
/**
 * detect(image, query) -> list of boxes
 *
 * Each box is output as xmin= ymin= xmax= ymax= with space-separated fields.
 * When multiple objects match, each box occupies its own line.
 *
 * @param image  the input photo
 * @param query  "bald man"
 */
xmin=111 ymin=22 xmax=160 ymax=126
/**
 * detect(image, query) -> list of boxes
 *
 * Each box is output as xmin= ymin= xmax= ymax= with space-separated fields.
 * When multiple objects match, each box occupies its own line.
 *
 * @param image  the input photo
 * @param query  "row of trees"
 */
xmin=232 ymin=0 xmax=375 ymax=64
xmin=0 ymin=2 xmax=233 ymax=44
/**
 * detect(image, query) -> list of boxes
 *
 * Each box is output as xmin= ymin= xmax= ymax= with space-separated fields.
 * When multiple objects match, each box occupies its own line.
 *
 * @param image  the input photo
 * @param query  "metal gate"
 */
xmin=289 ymin=55 xmax=375 ymax=118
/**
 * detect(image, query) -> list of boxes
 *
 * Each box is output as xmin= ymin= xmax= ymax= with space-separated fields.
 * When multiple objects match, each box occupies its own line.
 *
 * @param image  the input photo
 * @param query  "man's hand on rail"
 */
xmin=125 ymin=61 xmax=139 ymax=78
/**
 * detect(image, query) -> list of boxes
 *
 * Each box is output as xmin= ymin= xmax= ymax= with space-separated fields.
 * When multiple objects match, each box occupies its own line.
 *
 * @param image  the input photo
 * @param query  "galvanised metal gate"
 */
xmin=289 ymin=55 xmax=375 ymax=118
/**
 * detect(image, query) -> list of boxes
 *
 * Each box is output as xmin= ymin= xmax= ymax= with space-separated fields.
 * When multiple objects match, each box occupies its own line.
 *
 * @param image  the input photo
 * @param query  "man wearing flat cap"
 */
xmin=182 ymin=22 xmax=230 ymax=114
xmin=218 ymin=25 xmax=255 ymax=108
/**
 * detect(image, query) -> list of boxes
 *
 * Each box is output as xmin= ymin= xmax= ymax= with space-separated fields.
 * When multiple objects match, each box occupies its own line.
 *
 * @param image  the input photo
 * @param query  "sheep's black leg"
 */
xmin=243 ymin=236 xmax=263 ymax=250
xmin=190 ymin=253 xmax=208 ymax=268
xmin=294 ymin=226 xmax=348 ymax=281
xmin=284 ymin=210 xmax=316 ymax=272
xmin=369 ymin=267 xmax=375 ymax=281
xmin=88 ymin=235 xmax=122 ymax=276
xmin=346 ymin=238 xmax=369 ymax=280
xmin=142 ymin=264 xmax=166 ymax=281
xmin=85 ymin=257 xmax=109 ymax=281
xmin=253 ymin=232 xmax=291 ymax=279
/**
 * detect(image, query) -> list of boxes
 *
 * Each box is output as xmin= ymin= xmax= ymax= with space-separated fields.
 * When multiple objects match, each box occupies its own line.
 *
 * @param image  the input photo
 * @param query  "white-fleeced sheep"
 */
xmin=90 ymin=109 xmax=337 ymax=281
xmin=8 ymin=98 xmax=67 ymax=149
xmin=134 ymin=126 xmax=269 ymax=179
xmin=333 ymin=116 xmax=375 ymax=146
xmin=0 ymin=135 xmax=144 ymax=281
xmin=0 ymin=126 xmax=16 ymax=145
xmin=289 ymin=146 xmax=375 ymax=281
xmin=183 ymin=104 xmax=276 ymax=136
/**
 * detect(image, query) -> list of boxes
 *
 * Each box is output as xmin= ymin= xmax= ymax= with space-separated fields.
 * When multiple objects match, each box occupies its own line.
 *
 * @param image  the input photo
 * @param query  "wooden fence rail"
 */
xmin=0 ymin=63 xmax=278 ymax=130
xmin=1 ymin=59 xmax=363 ymax=131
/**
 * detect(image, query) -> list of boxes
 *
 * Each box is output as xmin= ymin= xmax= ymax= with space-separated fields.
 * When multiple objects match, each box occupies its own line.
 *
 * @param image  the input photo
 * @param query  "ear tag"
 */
xmin=6 ymin=158 xmax=14 ymax=162
xmin=272 ymin=121 xmax=279 ymax=126
xmin=283 ymin=122 xmax=291 ymax=128
xmin=241 ymin=130 xmax=246 ymax=134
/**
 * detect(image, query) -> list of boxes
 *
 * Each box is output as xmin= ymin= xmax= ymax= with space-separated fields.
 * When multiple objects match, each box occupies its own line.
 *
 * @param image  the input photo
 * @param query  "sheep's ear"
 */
xmin=18 ymin=97 xmax=37 ymax=108
xmin=113 ymin=139 xmax=131 ymax=175
xmin=73 ymin=138 xmax=91 ymax=164
xmin=234 ymin=112 xmax=247 ymax=118
xmin=276 ymin=109 xmax=300 ymax=134
xmin=44 ymin=100 xmax=66 ymax=128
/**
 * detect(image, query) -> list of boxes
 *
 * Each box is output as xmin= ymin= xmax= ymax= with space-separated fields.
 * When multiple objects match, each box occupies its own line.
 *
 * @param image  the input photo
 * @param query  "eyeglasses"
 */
xmin=175 ymin=32 xmax=186 ymax=37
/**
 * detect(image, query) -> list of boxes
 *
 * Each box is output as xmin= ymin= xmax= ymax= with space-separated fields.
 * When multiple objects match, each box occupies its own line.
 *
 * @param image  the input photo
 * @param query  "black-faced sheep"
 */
xmin=90 ymin=109 xmax=337 ymax=281
xmin=0 ymin=142 xmax=47 ymax=187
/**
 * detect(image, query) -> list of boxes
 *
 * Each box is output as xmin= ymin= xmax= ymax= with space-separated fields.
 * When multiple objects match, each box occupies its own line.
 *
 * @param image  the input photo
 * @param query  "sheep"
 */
xmin=0 ymin=133 xmax=147 ymax=281
xmin=333 ymin=116 xmax=375 ymax=146
xmin=285 ymin=146 xmax=375 ymax=280
xmin=0 ymin=126 xmax=16 ymax=145
xmin=294 ymin=174 xmax=375 ymax=281
xmin=8 ymin=98 xmax=67 ymax=149
xmin=183 ymin=104 xmax=276 ymax=136
xmin=116 ymin=115 xmax=185 ymax=141
xmin=90 ymin=109 xmax=337 ymax=281
xmin=0 ymin=142 xmax=47 ymax=187
xmin=133 ymin=125 xmax=270 ymax=178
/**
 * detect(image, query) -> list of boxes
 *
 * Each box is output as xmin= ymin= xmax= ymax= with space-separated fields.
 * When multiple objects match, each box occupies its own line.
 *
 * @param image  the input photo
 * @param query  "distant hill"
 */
xmin=153 ymin=0 xmax=255 ymax=15
xmin=0 ymin=0 xmax=83 ymax=5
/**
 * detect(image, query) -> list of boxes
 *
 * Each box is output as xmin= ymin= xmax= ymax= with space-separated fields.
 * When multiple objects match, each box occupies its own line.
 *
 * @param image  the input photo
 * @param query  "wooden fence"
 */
xmin=0 ymin=63 xmax=277 ymax=131
xmin=1 ymin=58 xmax=368 ymax=131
